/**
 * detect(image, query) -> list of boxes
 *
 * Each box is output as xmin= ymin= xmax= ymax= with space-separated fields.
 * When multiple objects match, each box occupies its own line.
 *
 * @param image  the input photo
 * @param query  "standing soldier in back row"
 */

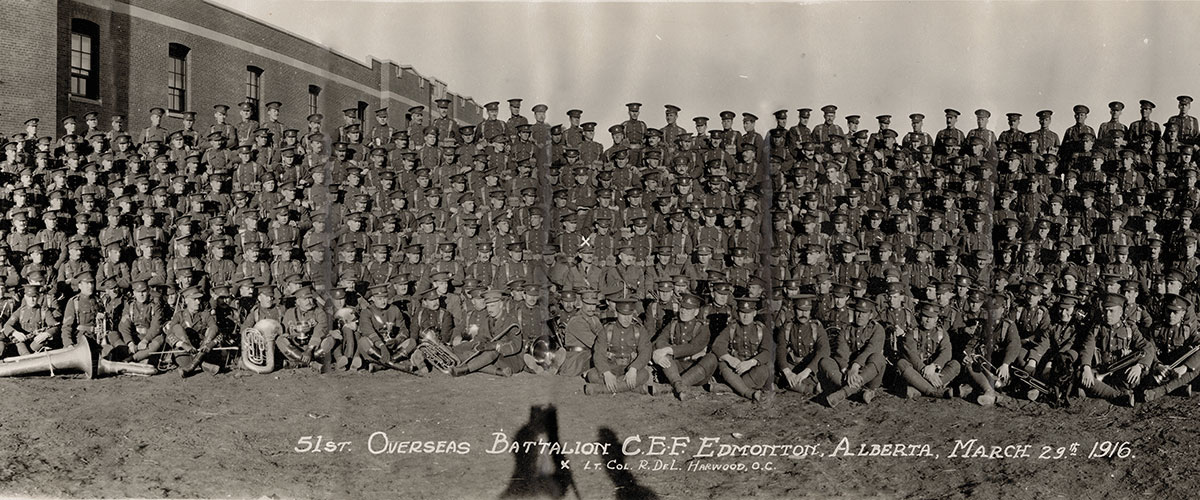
xmin=622 ymin=103 xmax=647 ymax=149
xmin=1128 ymin=100 xmax=1161 ymax=143
xmin=368 ymin=108 xmax=393 ymax=148
xmin=811 ymin=105 xmax=843 ymax=145
xmin=1167 ymin=95 xmax=1198 ymax=143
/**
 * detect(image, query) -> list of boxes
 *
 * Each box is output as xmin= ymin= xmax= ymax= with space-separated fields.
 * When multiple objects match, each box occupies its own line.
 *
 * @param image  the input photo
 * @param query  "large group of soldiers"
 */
xmin=2 ymin=93 xmax=1199 ymax=408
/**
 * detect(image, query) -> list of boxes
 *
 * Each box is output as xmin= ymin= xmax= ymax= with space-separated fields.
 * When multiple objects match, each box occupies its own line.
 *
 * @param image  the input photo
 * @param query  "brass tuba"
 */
xmin=0 ymin=338 xmax=96 ymax=378
xmin=241 ymin=318 xmax=282 ymax=374
xmin=420 ymin=328 xmax=460 ymax=371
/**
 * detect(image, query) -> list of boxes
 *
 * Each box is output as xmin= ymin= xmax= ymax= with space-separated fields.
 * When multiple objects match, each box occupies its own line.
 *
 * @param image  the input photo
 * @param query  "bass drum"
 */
xmin=241 ymin=319 xmax=283 ymax=374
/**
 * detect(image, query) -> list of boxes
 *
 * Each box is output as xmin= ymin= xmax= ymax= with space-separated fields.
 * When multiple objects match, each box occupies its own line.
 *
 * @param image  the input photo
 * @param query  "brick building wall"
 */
xmin=8 ymin=0 xmax=483 ymax=140
xmin=0 ymin=0 xmax=59 ymax=137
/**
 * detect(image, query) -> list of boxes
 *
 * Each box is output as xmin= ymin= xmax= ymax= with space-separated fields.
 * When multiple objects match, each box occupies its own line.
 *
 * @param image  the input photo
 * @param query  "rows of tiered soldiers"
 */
xmin=1 ymin=94 xmax=1198 ymax=408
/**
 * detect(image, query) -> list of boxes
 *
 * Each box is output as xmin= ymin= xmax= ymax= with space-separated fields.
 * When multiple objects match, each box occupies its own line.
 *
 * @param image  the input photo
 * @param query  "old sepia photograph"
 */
xmin=0 ymin=0 xmax=1195 ymax=498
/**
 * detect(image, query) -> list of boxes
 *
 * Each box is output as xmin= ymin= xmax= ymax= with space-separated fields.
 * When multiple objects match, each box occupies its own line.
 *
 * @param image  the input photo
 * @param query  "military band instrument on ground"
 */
xmin=0 ymin=339 xmax=95 ymax=378
xmin=241 ymin=318 xmax=281 ymax=374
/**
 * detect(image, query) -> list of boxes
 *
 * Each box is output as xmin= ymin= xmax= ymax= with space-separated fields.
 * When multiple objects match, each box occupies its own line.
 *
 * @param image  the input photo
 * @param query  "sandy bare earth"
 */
xmin=0 ymin=367 xmax=1193 ymax=499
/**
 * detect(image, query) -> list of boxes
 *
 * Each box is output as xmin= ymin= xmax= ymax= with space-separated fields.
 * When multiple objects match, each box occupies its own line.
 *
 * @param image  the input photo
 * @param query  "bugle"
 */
xmin=964 ymin=352 xmax=998 ymax=380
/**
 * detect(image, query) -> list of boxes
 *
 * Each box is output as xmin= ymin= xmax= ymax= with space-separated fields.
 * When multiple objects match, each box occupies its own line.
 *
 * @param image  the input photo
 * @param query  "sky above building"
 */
xmin=212 ymin=0 xmax=1200 ymax=144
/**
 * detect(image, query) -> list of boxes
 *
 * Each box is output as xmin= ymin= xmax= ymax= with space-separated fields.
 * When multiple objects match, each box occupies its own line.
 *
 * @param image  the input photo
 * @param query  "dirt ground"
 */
xmin=0 ymin=365 xmax=1194 ymax=499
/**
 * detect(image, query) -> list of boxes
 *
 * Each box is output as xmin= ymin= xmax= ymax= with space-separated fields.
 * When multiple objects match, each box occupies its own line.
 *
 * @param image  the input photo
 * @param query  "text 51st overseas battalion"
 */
xmin=294 ymin=432 xmax=1137 ymax=462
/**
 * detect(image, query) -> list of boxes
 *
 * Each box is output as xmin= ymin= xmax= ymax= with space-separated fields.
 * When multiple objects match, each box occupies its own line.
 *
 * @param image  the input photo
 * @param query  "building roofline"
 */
xmin=197 ymin=0 xmax=480 ymax=101
xmin=198 ymin=0 xmax=374 ymax=71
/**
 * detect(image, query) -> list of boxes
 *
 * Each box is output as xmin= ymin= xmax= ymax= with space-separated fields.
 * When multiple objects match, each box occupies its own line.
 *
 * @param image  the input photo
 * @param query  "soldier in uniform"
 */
xmin=964 ymin=108 xmax=996 ymax=152
xmin=1079 ymin=293 xmax=1154 ymax=406
xmin=409 ymin=286 xmax=455 ymax=353
xmin=1142 ymin=294 xmax=1200 ymax=400
xmin=1129 ymin=100 xmax=1161 ymax=143
xmin=820 ymin=298 xmax=886 ymax=407
xmin=2 ymin=284 xmax=58 ymax=356
xmin=556 ymin=289 xmax=599 ymax=377
xmin=622 ymin=103 xmax=647 ymax=148
xmin=1097 ymin=101 xmax=1127 ymax=147
xmin=165 ymin=286 xmax=221 ymax=377
xmin=584 ymin=298 xmax=651 ymax=394
xmin=235 ymin=101 xmax=260 ymax=146
xmin=811 ymin=105 xmax=843 ymax=145
xmin=355 ymin=284 xmax=408 ymax=371
xmin=895 ymin=302 xmax=959 ymax=398
xmin=60 ymin=272 xmax=101 ymax=348
xmin=958 ymin=297 xmax=1023 ymax=405
xmin=366 ymin=107 xmax=393 ymax=148
xmin=450 ymin=289 xmax=523 ymax=377
xmin=210 ymin=105 xmax=236 ymax=143
xmin=432 ymin=99 xmax=457 ymax=141
xmin=478 ymin=102 xmax=506 ymax=142
xmin=260 ymin=101 xmax=285 ymax=145
xmin=110 ymin=280 xmax=164 ymax=363
xmin=1029 ymin=110 xmax=1060 ymax=155
xmin=650 ymin=292 xmax=713 ymax=400
xmin=278 ymin=287 xmax=331 ymax=368
xmin=403 ymin=106 xmax=425 ymax=143
xmin=662 ymin=104 xmax=686 ymax=147
xmin=777 ymin=295 xmax=831 ymax=397
xmin=703 ymin=298 xmax=773 ymax=401
xmin=935 ymin=109 xmax=966 ymax=152
xmin=241 ymin=285 xmax=286 ymax=334
xmin=787 ymin=108 xmax=812 ymax=150
xmin=139 ymin=107 xmax=170 ymax=147
xmin=1168 ymin=95 xmax=1199 ymax=143
xmin=1063 ymin=104 xmax=1095 ymax=150
xmin=997 ymin=112 xmax=1025 ymax=147
xmin=500 ymin=98 xmax=526 ymax=138
xmin=564 ymin=109 xmax=584 ymax=148
xmin=902 ymin=113 xmax=932 ymax=152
